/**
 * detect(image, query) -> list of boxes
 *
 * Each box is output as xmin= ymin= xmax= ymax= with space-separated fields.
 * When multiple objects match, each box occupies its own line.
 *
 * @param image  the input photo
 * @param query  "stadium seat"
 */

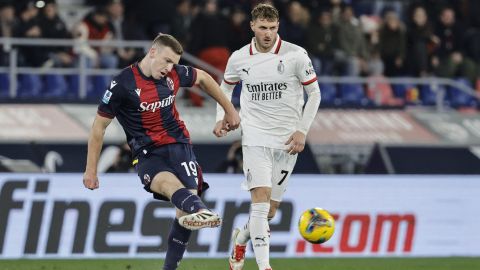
xmin=319 ymin=83 xmax=337 ymax=106
xmin=0 ymin=73 xmax=8 ymax=97
xmin=391 ymin=83 xmax=422 ymax=104
xmin=339 ymin=83 xmax=369 ymax=106
xmin=391 ymin=83 xmax=415 ymax=98
xmin=447 ymin=78 xmax=477 ymax=108
xmin=17 ymin=74 xmax=42 ymax=98
xmin=68 ymin=75 xmax=79 ymax=93
xmin=419 ymin=83 xmax=446 ymax=106
xmin=366 ymin=76 xmax=404 ymax=106
xmin=43 ymin=74 xmax=68 ymax=98
xmin=89 ymin=75 xmax=111 ymax=100
xmin=68 ymin=75 xmax=93 ymax=100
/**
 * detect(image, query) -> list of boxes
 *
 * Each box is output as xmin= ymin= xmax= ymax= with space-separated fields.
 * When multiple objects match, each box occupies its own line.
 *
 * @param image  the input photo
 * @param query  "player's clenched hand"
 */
xmin=285 ymin=131 xmax=306 ymax=155
xmin=224 ymin=109 xmax=240 ymax=131
xmin=213 ymin=120 xmax=228 ymax=137
xmin=83 ymin=172 xmax=99 ymax=190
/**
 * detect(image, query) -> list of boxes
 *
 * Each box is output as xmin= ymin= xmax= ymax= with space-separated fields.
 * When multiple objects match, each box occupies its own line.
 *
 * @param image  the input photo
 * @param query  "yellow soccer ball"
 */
xmin=298 ymin=207 xmax=335 ymax=244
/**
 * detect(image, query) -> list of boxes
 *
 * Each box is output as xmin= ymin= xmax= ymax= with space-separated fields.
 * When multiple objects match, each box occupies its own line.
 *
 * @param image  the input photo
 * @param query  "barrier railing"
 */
xmin=0 ymin=38 xmax=478 ymax=111
xmin=0 ymin=37 xmax=223 ymax=99
xmin=317 ymin=76 xmax=479 ymax=111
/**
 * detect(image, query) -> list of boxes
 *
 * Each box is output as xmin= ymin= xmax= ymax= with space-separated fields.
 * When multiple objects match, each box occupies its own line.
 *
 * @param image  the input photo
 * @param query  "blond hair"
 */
xmin=251 ymin=3 xmax=279 ymax=21
xmin=152 ymin=33 xmax=183 ymax=55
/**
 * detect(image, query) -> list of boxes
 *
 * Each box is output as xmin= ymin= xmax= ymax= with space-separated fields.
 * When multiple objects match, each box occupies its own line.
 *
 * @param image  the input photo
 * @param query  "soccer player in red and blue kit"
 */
xmin=83 ymin=33 xmax=240 ymax=270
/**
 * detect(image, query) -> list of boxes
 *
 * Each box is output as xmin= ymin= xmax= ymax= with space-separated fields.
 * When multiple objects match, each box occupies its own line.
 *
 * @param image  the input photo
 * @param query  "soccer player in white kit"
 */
xmin=213 ymin=4 xmax=321 ymax=270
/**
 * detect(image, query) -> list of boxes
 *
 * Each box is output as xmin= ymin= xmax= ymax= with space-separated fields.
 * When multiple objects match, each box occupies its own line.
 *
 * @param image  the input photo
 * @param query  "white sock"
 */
xmin=236 ymin=217 xmax=272 ymax=245
xmin=236 ymin=221 xmax=250 ymax=245
xmin=249 ymin=202 xmax=271 ymax=270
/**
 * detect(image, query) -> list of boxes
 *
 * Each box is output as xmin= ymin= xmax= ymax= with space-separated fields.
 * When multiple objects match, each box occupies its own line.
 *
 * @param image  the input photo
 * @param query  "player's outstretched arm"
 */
xmin=194 ymin=68 xmax=240 ymax=132
xmin=83 ymin=114 xmax=113 ymax=190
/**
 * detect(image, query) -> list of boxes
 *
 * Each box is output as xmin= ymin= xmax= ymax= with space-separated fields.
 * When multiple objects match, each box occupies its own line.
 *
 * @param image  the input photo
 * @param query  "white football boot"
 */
xmin=229 ymin=228 xmax=247 ymax=270
xmin=178 ymin=209 xmax=222 ymax=230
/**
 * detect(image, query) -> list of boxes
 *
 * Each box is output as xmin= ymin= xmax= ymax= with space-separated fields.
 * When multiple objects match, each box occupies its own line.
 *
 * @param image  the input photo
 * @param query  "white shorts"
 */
xmin=241 ymin=145 xmax=298 ymax=202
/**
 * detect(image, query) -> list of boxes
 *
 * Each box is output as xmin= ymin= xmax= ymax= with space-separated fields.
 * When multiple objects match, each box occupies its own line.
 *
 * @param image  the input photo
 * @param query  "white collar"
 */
xmin=249 ymin=34 xmax=282 ymax=55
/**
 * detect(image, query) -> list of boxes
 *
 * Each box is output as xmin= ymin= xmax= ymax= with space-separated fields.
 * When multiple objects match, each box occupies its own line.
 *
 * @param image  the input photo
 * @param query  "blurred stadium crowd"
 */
xmin=1 ymin=0 xmax=480 ymax=108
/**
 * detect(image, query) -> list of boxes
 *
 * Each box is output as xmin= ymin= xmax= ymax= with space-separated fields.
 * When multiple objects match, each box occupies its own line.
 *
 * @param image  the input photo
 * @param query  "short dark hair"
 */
xmin=251 ymin=3 xmax=279 ymax=22
xmin=152 ymin=34 xmax=183 ymax=55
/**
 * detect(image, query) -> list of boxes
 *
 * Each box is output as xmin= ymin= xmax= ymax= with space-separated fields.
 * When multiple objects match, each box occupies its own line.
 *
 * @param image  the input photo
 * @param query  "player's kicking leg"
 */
xmin=151 ymin=172 xmax=222 ymax=230
xmin=163 ymin=206 xmax=221 ymax=270
xmin=167 ymin=188 xmax=222 ymax=230
xmin=149 ymin=172 xmax=221 ymax=270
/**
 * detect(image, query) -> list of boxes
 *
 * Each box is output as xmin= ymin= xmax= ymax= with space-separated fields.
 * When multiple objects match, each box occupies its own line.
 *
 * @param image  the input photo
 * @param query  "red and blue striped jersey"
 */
xmin=97 ymin=63 xmax=197 ymax=156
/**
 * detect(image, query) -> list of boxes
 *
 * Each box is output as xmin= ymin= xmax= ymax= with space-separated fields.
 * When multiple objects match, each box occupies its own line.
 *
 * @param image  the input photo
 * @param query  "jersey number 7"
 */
xmin=278 ymin=170 xmax=289 ymax=185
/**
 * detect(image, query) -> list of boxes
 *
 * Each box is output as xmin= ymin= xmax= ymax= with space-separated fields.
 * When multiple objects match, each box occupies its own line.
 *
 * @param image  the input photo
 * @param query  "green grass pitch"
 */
xmin=1 ymin=258 xmax=479 ymax=270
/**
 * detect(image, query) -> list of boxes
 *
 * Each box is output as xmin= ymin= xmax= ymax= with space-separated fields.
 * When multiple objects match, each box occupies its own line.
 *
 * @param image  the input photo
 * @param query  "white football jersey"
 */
xmin=223 ymin=35 xmax=317 ymax=149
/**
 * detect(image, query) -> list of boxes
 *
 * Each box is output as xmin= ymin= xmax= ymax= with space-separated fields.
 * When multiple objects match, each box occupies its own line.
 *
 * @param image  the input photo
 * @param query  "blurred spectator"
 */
xmin=123 ymin=0 xmax=175 ymax=39
xmin=189 ymin=0 xmax=230 ymax=106
xmin=373 ymin=0 xmax=403 ymax=18
xmin=106 ymin=143 xmax=133 ymax=172
xmin=350 ymin=0 xmax=404 ymax=18
xmin=38 ymin=0 xmax=74 ymax=68
xmin=219 ymin=0 xmax=255 ymax=13
xmin=14 ymin=1 xmax=49 ymax=67
xmin=432 ymin=7 xmax=477 ymax=84
xmin=0 ymin=0 xmax=16 ymax=66
xmin=74 ymin=6 xmax=118 ymax=95
xmin=409 ymin=0 xmax=450 ymax=24
xmin=305 ymin=9 xmax=337 ymax=75
xmin=106 ymin=0 xmax=146 ymax=68
xmin=406 ymin=6 xmax=438 ymax=77
xmin=216 ymin=140 xmax=243 ymax=174
xmin=227 ymin=6 xmax=250 ymax=51
xmin=334 ymin=4 xmax=369 ymax=76
xmin=170 ymin=0 xmax=194 ymax=50
xmin=74 ymin=6 xmax=118 ymax=69
xmin=360 ymin=15 xmax=384 ymax=75
xmin=189 ymin=0 xmax=230 ymax=62
xmin=279 ymin=1 xmax=309 ymax=47
xmin=379 ymin=10 xmax=406 ymax=77
xmin=327 ymin=0 xmax=343 ymax=23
